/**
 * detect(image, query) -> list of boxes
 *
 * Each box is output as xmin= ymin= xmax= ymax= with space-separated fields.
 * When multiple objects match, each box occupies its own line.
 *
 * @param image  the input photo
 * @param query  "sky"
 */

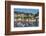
xmin=14 ymin=8 xmax=39 ymax=14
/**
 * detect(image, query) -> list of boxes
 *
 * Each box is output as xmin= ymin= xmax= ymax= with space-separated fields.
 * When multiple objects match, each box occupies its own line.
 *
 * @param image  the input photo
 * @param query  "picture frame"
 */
xmin=5 ymin=1 xmax=45 ymax=35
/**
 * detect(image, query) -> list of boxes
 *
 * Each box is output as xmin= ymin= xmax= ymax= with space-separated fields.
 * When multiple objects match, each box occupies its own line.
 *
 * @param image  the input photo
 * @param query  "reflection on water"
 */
xmin=14 ymin=21 xmax=39 ymax=27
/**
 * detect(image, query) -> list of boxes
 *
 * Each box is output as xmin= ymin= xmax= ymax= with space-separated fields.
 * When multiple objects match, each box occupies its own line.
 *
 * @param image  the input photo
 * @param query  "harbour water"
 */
xmin=14 ymin=21 xmax=39 ymax=27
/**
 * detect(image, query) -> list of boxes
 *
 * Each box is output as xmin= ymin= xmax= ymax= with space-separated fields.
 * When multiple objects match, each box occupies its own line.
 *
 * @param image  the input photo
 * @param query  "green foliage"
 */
xmin=15 ymin=12 xmax=39 ymax=19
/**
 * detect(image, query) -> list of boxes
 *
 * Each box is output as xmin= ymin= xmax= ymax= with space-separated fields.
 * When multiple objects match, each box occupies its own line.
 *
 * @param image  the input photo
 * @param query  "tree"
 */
xmin=34 ymin=12 xmax=39 ymax=17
